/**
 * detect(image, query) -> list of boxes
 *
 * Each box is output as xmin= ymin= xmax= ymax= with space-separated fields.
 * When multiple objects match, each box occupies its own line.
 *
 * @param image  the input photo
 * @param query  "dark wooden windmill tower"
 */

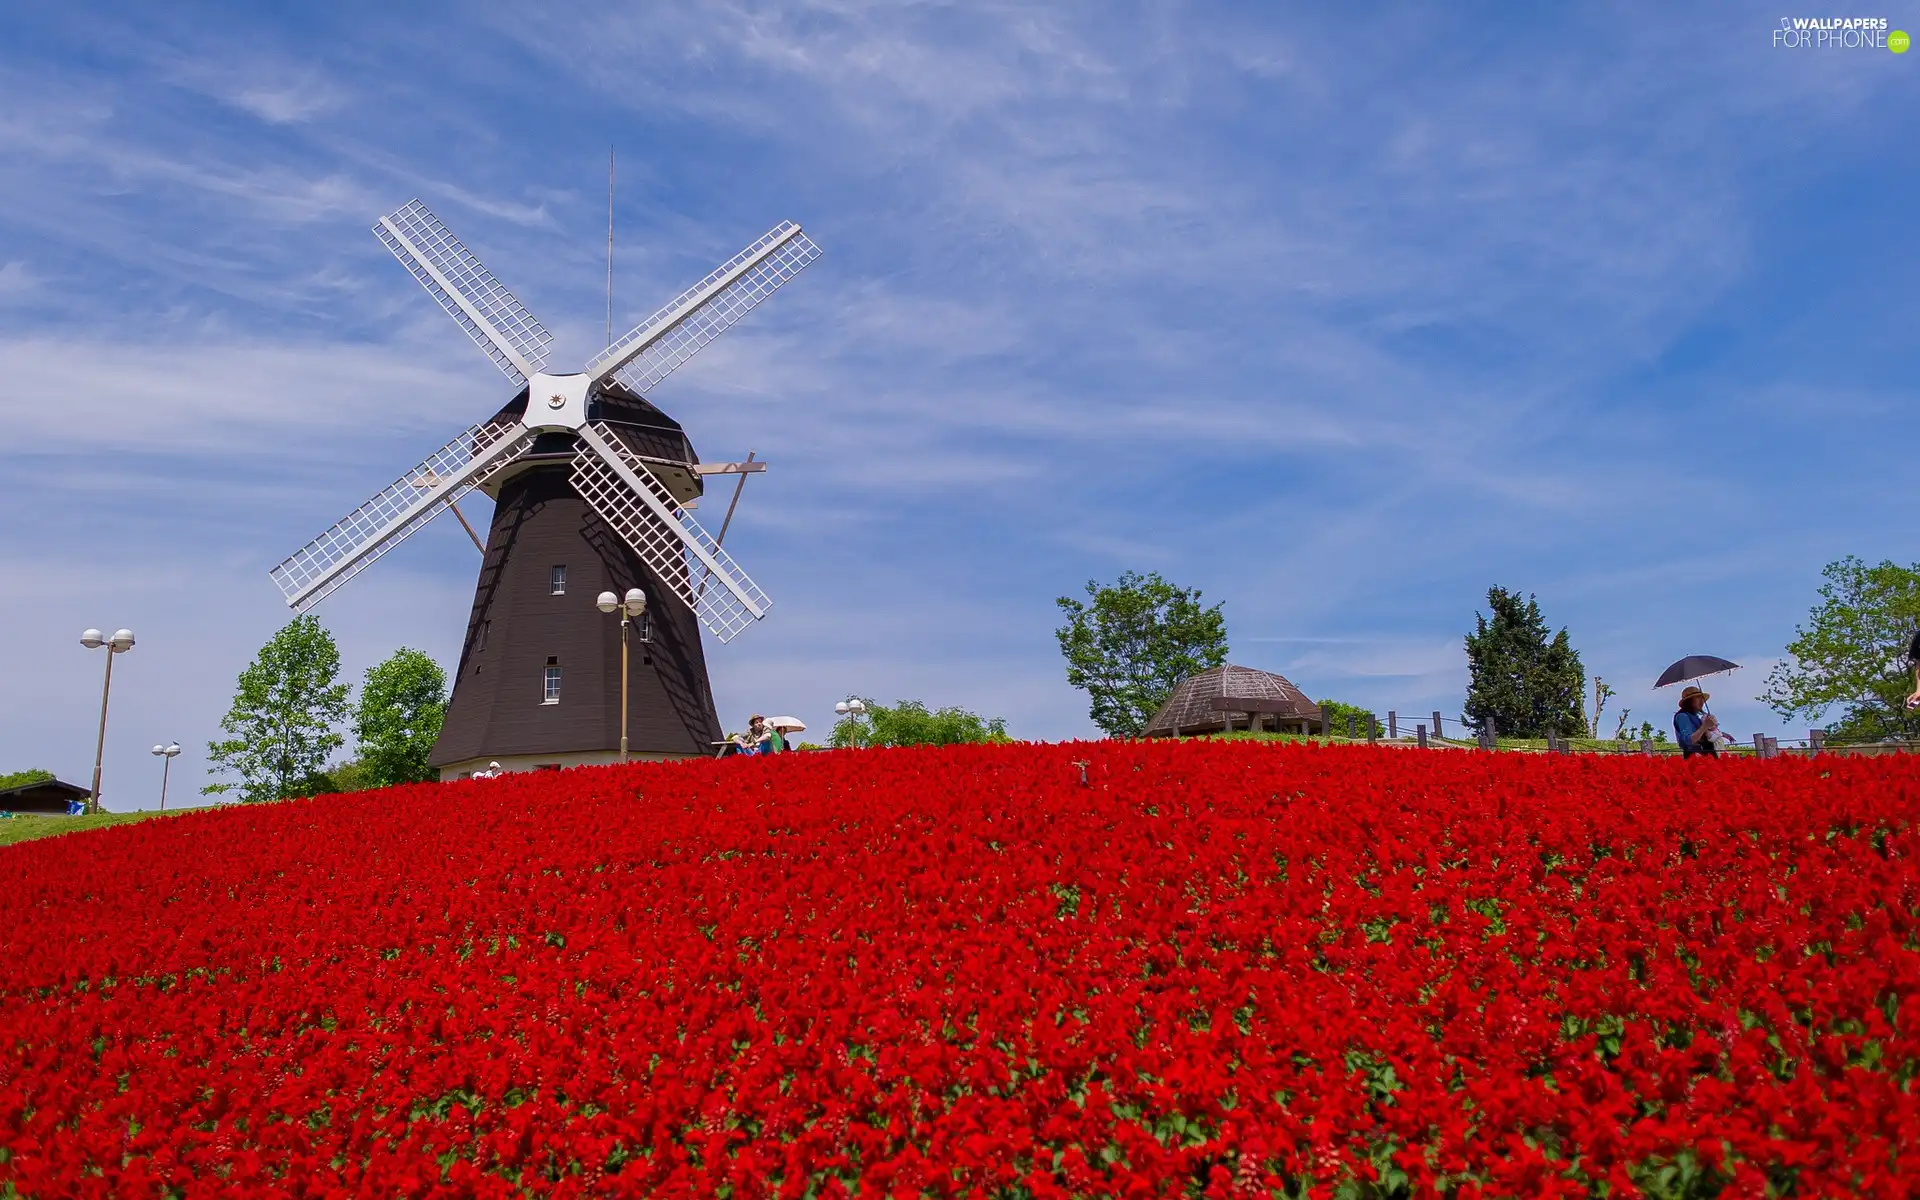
xmin=270 ymin=201 xmax=820 ymax=776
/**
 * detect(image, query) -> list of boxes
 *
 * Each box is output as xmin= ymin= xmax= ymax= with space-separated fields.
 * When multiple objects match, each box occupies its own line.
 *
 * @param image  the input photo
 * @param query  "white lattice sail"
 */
xmin=586 ymin=222 xmax=821 ymax=396
xmin=271 ymin=421 xmax=534 ymax=613
xmin=375 ymin=200 xmax=555 ymax=385
xmin=571 ymin=422 xmax=770 ymax=642
xmin=274 ymin=201 xmax=816 ymax=642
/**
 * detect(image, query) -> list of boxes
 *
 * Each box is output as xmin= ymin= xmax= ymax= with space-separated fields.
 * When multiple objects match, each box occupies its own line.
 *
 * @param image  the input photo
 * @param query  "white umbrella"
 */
xmin=766 ymin=715 xmax=806 ymax=733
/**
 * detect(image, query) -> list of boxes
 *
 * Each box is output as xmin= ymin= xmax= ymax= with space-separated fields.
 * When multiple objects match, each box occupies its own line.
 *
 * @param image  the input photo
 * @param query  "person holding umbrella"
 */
xmin=1674 ymin=686 xmax=1720 ymax=758
xmin=1907 ymin=628 xmax=1920 ymax=710
xmin=765 ymin=715 xmax=807 ymax=750
xmin=1656 ymin=656 xmax=1740 ymax=757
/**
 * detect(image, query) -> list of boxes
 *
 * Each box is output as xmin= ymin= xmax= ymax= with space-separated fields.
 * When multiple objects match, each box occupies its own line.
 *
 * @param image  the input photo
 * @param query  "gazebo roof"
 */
xmin=1142 ymin=664 xmax=1321 ymax=736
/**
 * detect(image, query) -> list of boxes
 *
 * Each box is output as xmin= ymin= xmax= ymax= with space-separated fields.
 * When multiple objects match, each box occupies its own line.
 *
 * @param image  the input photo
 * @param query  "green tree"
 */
xmin=353 ymin=648 xmax=448 ymax=787
xmin=1316 ymin=700 xmax=1372 ymax=738
xmin=829 ymin=699 xmax=1011 ymax=749
xmin=0 ymin=768 xmax=55 ymax=790
xmin=1761 ymin=556 xmax=1920 ymax=742
xmin=1461 ymin=587 xmax=1586 ymax=739
xmin=1055 ymin=571 xmax=1229 ymax=738
xmin=204 ymin=616 xmax=350 ymax=803
xmin=322 ymin=760 xmax=373 ymax=794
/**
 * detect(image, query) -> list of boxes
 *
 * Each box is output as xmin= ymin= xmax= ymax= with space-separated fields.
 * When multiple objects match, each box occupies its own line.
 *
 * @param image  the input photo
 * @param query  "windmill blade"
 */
xmin=270 ymin=420 xmax=536 ymax=613
xmin=585 ymin=221 xmax=820 ymax=396
xmin=571 ymin=421 xmax=771 ymax=642
xmin=375 ymin=200 xmax=555 ymax=385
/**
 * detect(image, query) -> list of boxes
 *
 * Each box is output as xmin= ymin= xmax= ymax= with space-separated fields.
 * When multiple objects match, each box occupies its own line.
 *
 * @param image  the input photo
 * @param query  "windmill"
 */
xmin=270 ymin=200 xmax=820 ymax=776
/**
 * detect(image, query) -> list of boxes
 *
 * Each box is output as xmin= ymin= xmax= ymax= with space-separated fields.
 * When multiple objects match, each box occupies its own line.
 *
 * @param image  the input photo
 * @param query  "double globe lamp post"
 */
xmin=834 ymin=697 xmax=867 ymax=744
xmin=151 ymin=742 xmax=182 ymax=812
xmin=595 ymin=588 xmax=647 ymax=762
xmin=79 ymin=627 xmax=135 ymax=814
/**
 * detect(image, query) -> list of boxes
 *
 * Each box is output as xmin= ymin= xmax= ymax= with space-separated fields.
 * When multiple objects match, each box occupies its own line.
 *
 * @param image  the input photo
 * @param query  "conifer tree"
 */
xmin=1462 ymin=588 xmax=1586 ymax=739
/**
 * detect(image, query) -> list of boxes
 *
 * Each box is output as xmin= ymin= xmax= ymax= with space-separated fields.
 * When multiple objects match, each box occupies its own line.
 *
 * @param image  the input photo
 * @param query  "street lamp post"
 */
xmin=80 ymin=628 xmax=134 ymax=815
xmin=834 ymin=697 xmax=868 ymax=746
xmin=596 ymin=588 xmax=648 ymax=762
xmin=151 ymin=742 xmax=182 ymax=812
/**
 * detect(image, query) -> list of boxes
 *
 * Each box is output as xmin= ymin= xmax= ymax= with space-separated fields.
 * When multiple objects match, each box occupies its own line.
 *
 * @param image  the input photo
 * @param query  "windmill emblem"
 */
xmin=271 ymin=200 xmax=820 ymax=775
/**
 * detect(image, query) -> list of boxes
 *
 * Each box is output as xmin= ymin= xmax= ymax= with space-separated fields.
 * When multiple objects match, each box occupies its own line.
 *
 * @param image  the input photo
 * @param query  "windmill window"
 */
xmin=549 ymin=565 xmax=567 ymax=595
xmin=477 ymin=620 xmax=491 ymax=651
xmin=543 ymin=662 xmax=562 ymax=704
xmin=636 ymin=610 xmax=651 ymax=643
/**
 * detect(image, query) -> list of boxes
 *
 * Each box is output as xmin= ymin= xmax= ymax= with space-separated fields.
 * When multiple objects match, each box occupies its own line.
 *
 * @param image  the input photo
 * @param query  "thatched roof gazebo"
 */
xmin=1141 ymin=664 xmax=1323 ymax=738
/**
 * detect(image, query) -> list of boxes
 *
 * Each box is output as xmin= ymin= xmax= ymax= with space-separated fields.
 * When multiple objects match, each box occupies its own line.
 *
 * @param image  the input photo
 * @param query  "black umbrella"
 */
xmin=1654 ymin=655 xmax=1740 ymax=689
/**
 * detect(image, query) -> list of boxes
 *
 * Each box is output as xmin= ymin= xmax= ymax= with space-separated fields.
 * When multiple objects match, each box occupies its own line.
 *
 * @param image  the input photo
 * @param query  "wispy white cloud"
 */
xmin=228 ymin=79 xmax=345 ymax=124
xmin=420 ymin=181 xmax=556 ymax=229
xmin=0 ymin=334 xmax=499 ymax=454
xmin=0 ymin=91 xmax=380 ymax=226
xmin=0 ymin=0 xmax=1909 ymax=794
xmin=160 ymin=56 xmax=349 ymax=124
xmin=0 ymin=260 xmax=38 ymax=297
xmin=1279 ymin=638 xmax=1466 ymax=683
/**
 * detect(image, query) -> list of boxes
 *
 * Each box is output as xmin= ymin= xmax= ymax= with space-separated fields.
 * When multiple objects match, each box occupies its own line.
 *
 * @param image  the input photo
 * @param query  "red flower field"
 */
xmin=2 ymin=741 xmax=1917 ymax=1197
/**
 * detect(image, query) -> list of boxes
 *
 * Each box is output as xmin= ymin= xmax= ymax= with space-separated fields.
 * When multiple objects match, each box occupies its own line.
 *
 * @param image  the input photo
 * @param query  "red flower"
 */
xmin=1 ymin=741 xmax=1916 ymax=1195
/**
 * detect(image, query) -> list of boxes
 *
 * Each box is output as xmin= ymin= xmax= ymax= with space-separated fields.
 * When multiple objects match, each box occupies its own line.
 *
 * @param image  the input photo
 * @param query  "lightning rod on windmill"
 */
xmin=607 ymin=146 xmax=614 ymax=347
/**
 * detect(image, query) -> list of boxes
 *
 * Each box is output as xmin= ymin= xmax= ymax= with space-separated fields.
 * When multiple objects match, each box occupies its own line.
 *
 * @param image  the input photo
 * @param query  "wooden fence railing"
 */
xmin=1311 ymin=710 xmax=1912 ymax=757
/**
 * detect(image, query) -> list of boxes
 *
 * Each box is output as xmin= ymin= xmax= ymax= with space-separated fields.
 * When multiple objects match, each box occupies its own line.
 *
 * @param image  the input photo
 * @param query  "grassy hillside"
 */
xmin=0 ymin=809 xmax=178 ymax=847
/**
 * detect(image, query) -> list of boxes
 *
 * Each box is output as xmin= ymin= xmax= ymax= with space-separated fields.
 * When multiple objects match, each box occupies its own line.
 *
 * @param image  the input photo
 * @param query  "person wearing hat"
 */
xmin=734 ymin=715 xmax=785 ymax=755
xmin=758 ymin=715 xmax=786 ymax=754
xmin=1674 ymin=686 xmax=1719 ymax=758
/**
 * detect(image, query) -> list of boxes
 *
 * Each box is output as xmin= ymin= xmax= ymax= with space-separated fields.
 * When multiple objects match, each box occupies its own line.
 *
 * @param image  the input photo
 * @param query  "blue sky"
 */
xmin=2 ymin=3 xmax=1915 ymax=806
